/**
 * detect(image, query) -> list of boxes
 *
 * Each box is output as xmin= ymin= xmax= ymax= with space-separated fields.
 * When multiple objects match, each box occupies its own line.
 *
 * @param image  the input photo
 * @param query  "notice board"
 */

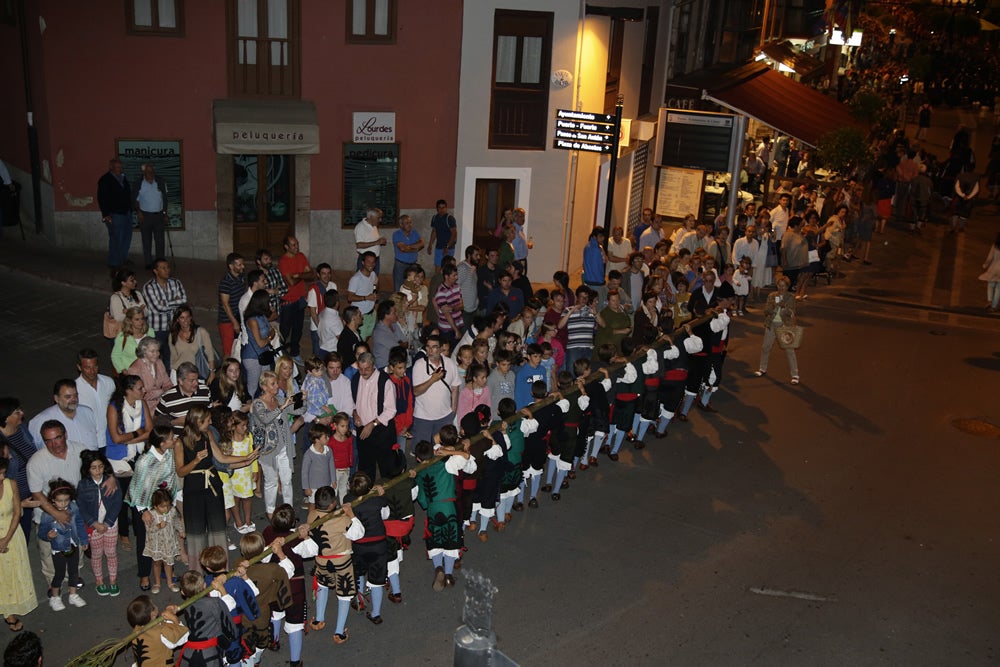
xmin=655 ymin=167 xmax=704 ymax=220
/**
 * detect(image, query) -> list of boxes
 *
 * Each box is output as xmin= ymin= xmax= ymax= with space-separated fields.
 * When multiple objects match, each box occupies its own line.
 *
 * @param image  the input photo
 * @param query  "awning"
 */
xmin=213 ymin=99 xmax=320 ymax=154
xmin=981 ymin=18 xmax=1000 ymax=31
xmin=701 ymin=62 xmax=860 ymax=148
xmin=759 ymin=40 xmax=824 ymax=80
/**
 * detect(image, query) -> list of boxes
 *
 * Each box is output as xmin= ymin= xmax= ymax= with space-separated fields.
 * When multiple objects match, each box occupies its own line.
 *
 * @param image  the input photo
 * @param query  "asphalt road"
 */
xmin=2 ymin=266 xmax=999 ymax=666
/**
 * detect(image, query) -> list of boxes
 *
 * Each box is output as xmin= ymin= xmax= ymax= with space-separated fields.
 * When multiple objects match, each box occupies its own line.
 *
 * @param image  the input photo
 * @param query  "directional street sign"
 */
xmin=552 ymin=109 xmax=617 ymax=154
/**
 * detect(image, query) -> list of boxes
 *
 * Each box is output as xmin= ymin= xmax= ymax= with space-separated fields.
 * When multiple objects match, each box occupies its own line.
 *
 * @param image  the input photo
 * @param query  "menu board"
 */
xmin=655 ymin=167 xmax=703 ymax=220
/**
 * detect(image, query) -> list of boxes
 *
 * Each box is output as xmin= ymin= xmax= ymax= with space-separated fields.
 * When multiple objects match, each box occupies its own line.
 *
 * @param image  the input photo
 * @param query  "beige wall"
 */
xmin=455 ymin=0 xmax=668 ymax=283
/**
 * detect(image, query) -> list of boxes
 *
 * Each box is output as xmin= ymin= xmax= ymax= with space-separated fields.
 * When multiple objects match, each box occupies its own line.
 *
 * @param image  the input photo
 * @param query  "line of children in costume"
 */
xmin=115 ymin=285 xmax=737 ymax=665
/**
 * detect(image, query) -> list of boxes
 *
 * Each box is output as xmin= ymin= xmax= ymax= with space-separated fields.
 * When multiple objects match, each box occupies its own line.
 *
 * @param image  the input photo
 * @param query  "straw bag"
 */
xmin=103 ymin=311 xmax=122 ymax=339
xmin=775 ymin=325 xmax=803 ymax=350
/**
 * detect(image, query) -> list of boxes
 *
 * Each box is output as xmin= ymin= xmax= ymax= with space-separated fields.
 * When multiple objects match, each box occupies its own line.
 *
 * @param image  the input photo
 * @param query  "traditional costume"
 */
xmin=415 ymin=453 xmax=476 ymax=587
xmin=300 ymin=509 xmax=365 ymax=640
xmin=176 ymin=595 xmax=238 ymax=667
xmin=129 ymin=617 xmax=188 ymax=667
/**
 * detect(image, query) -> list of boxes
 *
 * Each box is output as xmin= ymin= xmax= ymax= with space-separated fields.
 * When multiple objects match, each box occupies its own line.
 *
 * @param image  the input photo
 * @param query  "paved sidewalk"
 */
xmin=2 ymin=106 xmax=997 ymax=325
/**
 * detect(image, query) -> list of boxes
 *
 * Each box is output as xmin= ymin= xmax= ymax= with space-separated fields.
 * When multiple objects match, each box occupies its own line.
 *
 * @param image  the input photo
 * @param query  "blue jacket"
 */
xmin=39 ymin=501 xmax=89 ymax=552
xmin=76 ymin=475 xmax=124 ymax=529
xmin=582 ymin=238 xmax=606 ymax=285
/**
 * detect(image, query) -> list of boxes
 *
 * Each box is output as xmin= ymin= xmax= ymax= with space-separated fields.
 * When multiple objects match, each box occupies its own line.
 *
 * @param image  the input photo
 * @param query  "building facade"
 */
xmin=0 ymin=0 xmax=461 ymax=269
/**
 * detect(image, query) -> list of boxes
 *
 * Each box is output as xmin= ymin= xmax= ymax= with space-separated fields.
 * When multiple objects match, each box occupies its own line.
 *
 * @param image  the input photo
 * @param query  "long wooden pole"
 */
xmin=67 ymin=313 xmax=717 ymax=666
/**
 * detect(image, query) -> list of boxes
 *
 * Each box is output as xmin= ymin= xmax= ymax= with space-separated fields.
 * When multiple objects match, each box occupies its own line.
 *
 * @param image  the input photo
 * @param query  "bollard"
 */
xmin=454 ymin=570 xmax=519 ymax=667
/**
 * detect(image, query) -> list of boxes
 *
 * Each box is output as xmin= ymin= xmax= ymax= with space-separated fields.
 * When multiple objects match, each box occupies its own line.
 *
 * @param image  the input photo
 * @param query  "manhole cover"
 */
xmin=952 ymin=418 xmax=1000 ymax=437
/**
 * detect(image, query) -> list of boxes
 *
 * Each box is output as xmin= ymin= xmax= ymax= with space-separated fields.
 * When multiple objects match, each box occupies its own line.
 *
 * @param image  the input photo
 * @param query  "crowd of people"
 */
xmin=0 ymin=197 xmax=811 ymax=666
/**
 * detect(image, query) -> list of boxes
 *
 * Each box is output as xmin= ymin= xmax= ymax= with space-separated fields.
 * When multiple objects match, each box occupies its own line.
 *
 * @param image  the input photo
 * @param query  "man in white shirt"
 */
xmin=637 ymin=215 xmax=664 ymax=251
xmin=306 ymin=263 xmax=339 ymax=357
xmin=354 ymin=207 xmax=387 ymax=274
xmin=74 ymin=350 xmax=115 ymax=448
xmin=348 ymin=251 xmax=380 ymax=341
xmin=770 ymin=193 xmax=792 ymax=244
xmin=317 ymin=291 xmax=344 ymax=356
xmin=607 ymin=226 xmax=633 ymax=274
xmin=410 ymin=334 xmax=461 ymax=446
xmin=28 ymin=379 xmax=100 ymax=450
xmin=678 ymin=225 xmax=713 ymax=255
xmin=325 ymin=354 xmax=355 ymax=418
xmin=134 ymin=163 xmax=168 ymax=269
xmin=29 ymin=420 xmax=116 ymax=584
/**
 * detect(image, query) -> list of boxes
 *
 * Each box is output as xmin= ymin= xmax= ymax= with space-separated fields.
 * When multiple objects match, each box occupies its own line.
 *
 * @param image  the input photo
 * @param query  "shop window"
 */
xmin=347 ymin=0 xmax=397 ymax=44
xmin=489 ymin=9 xmax=553 ymax=150
xmin=126 ymin=0 xmax=184 ymax=35
xmin=228 ymin=0 xmax=301 ymax=97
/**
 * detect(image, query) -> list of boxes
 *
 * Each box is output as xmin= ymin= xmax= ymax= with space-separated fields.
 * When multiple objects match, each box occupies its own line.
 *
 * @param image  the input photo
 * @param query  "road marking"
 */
xmin=951 ymin=227 xmax=965 ymax=308
xmin=920 ymin=225 xmax=943 ymax=321
xmin=749 ymin=587 xmax=834 ymax=602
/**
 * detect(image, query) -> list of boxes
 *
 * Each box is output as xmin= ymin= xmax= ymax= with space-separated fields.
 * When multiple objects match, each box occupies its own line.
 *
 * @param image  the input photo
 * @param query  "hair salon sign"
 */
xmin=353 ymin=112 xmax=396 ymax=143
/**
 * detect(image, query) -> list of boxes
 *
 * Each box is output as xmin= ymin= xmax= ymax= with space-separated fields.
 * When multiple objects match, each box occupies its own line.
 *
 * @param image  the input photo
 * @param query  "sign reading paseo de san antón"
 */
xmin=552 ymin=109 xmax=616 ymax=154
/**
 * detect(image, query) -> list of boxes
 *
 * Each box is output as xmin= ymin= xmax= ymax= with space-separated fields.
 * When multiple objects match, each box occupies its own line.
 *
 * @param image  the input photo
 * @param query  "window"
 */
xmin=347 ymin=0 xmax=397 ymax=44
xmin=228 ymin=0 xmax=301 ymax=97
xmin=604 ymin=19 xmax=625 ymax=115
xmin=126 ymin=0 xmax=184 ymax=35
xmin=489 ymin=10 xmax=553 ymax=150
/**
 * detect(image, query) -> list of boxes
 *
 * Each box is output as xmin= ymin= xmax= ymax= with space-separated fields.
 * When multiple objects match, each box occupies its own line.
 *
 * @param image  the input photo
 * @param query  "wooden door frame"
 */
xmin=459 ymin=167 xmax=532 ymax=257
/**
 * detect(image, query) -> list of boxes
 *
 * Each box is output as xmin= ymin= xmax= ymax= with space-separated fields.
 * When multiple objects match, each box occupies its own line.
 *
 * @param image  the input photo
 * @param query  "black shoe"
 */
xmin=608 ymin=452 xmax=619 ymax=462
xmin=528 ymin=498 xmax=539 ymax=508
xmin=551 ymin=493 xmax=561 ymax=501
xmin=560 ymin=480 xmax=569 ymax=489
xmin=540 ymin=484 xmax=552 ymax=493
xmin=634 ymin=440 xmax=646 ymax=450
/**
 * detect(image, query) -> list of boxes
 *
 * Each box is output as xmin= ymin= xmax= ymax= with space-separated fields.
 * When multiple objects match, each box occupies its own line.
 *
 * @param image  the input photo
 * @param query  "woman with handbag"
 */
xmin=168 ymin=304 xmax=217 ymax=383
xmin=105 ymin=375 xmax=154 ymax=553
xmin=111 ymin=307 xmax=155 ymax=374
xmin=753 ymin=275 xmax=801 ymax=385
xmin=109 ymin=270 xmax=146 ymax=323
xmin=251 ymin=371 xmax=304 ymax=520
xmin=104 ymin=270 xmax=146 ymax=340
xmin=241 ymin=290 xmax=277 ymax=396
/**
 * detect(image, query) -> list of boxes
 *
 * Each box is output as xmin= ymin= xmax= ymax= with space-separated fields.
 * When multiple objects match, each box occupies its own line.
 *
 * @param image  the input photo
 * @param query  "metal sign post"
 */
xmin=602 ymin=97 xmax=624 ymax=237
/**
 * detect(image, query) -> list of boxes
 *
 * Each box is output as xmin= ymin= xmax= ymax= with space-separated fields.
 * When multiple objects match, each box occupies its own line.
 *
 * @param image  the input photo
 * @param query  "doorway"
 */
xmin=473 ymin=178 xmax=516 ymax=251
xmin=232 ymin=154 xmax=294 ymax=256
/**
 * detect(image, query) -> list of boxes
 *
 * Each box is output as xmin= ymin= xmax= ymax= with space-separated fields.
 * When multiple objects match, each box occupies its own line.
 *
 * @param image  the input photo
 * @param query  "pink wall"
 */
xmin=39 ymin=0 xmax=225 ymax=210
xmin=0 ymin=4 xmax=49 ymax=174
xmin=21 ymin=0 xmax=461 ymax=214
xmin=301 ymin=0 xmax=463 ymax=210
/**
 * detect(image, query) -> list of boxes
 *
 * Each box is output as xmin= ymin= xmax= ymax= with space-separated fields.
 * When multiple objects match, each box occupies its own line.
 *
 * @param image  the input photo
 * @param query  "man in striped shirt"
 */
xmin=156 ymin=362 xmax=211 ymax=434
xmin=142 ymin=258 xmax=187 ymax=370
xmin=434 ymin=265 xmax=465 ymax=348
xmin=559 ymin=285 xmax=601 ymax=373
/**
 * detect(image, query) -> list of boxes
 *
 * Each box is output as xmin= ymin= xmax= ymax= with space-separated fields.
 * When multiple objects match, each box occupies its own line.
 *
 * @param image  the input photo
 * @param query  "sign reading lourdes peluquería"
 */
xmin=552 ymin=109 xmax=616 ymax=154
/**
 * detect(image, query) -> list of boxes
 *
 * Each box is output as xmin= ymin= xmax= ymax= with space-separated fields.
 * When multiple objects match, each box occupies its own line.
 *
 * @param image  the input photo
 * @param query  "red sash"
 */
xmin=384 ymin=517 xmax=414 ymax=539
xmin=175 ymin=637 xmax=218 ymax=667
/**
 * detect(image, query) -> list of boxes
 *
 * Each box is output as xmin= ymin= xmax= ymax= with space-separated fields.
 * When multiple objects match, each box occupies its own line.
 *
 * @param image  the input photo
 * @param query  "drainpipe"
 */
xmin=561 ymin=0 xmax=587 ymax=272
xmin=17 ymin=0 xmax=43 ymax=235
